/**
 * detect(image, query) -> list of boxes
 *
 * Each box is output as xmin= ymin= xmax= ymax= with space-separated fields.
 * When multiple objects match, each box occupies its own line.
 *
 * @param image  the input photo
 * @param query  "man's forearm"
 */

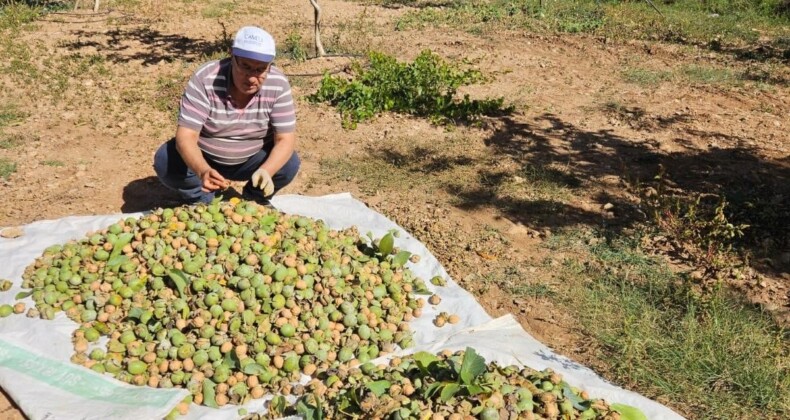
xmin=260 ymin=133 xmax=296 ymax=176
xmin=175 ymin=127 xmax=211 ymax=176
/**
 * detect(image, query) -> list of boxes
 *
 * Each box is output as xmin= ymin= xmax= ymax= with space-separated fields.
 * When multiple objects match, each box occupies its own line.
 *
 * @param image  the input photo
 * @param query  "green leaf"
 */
xmin=202 ymin=379 xmax=218 ymax=408
xmin=378 ymin=233 xmax=394 ymax=256
xmin=466 ymin=384 xmax=487 ymax=396
xmin=109 ymin=233 xmax=134 ymax=259
xmin=423 ymin=382 xmax=443 ymax=399
xmin=258 ymin=213 xmax=278 ymax=232
xmin=439 ymin=382 xmax=461 ymax=402
xmin=563 ymin=383 xmax=592 ymax=411
xmin=106 ymin=255 xmax=129 ymax=269
xmin=392 ymin=250 xmax=411 ymax=267
xmin=448 ymin=357 xmax=462 ymax=376
xmin=336 ymin=390 xmax=356 ymax=414
xmin=127 ymin=307 xmax=144 ymax=321
xmin=413 ymin=351 xmax=440 ymax=374
xmin=459 ymin=347 xmax=486 ymax=385
xmin=270 ymin=395 xmax=287 ymax=416
xmin=365 ymin=380 xmax=392 ymax=397
xmin=295 ymin=397 xmax=324 ymax=420
xmin=14 ymin=290 xmax=32 ymax=300
xmin=167 ymin=269 xmax=188 ymax=298
xmin=222 ymin=349 xmax=239 ymax=369
xmin=610 ymin=404 xmax=649 ymax=420
xmin=242 ymin=363 xmax=265 ymax=375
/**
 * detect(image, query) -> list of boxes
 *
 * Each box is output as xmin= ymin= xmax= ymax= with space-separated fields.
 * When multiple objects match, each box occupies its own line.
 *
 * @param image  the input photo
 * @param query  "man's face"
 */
xmin=231 ymin=55 xmax=271 ymax=95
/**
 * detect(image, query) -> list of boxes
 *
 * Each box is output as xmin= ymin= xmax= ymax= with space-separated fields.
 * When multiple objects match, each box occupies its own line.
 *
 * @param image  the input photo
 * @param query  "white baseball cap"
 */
xmin=232 ymin=26 xmax=276 ymax=63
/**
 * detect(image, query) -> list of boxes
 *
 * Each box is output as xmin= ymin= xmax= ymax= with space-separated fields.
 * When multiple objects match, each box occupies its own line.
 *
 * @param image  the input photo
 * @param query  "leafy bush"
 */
xmin=309 ymin=50 xmax=511 ymax=129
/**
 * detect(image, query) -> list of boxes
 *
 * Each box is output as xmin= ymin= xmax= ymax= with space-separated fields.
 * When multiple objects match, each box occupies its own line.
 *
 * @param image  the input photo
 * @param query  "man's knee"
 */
xmin=153 ymin=138 xmax=179 ymax=180
xmin=274 ymin=152 xmax=301 ymax=187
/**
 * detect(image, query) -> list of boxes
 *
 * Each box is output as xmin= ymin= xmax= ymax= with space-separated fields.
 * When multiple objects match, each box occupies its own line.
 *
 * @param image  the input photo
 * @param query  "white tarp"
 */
xmin=0 ymin=193 xmax=685 ymax=420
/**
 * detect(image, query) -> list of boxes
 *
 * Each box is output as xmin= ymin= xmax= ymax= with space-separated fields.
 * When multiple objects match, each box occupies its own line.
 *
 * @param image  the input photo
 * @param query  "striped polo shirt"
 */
xmin=177 ymin=58 xmax=296 ymax=165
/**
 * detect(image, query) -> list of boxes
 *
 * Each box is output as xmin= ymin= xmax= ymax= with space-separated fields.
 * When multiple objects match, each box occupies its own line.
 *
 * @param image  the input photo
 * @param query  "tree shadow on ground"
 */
xmin=455 ymin=113 xmax=790 ymax=271
xmin=61 ymin=26 xmax=231 ymax=65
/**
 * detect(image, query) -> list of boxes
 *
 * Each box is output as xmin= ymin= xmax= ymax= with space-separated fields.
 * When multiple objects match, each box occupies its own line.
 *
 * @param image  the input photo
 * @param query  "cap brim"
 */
xmin=232 ymin=48 xmax=274 ymax=63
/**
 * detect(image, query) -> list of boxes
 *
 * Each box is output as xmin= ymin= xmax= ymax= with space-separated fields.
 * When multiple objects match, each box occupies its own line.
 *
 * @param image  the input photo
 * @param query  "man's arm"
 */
xmin=175 ymin=126 xmax=228 ymax=192
xmin=258 ymin=132 xmax=296 ymax=177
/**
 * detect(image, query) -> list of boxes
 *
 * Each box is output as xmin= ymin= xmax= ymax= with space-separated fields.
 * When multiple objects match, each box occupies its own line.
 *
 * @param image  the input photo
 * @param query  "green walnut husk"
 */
xmin=263 ymin=347 xmax=646 ymax=420
xmin=17 ymin=198 xmax=430 ymax=411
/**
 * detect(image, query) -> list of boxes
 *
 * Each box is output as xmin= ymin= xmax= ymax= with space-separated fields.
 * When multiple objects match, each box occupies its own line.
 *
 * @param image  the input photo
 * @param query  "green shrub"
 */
xmin=309 ymin=50 xmax=511 ymax=129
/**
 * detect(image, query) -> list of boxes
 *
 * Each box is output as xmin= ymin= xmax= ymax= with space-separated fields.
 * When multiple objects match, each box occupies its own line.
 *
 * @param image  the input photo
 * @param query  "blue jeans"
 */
xmin=153 ymin=138 xmax=300 ymax=204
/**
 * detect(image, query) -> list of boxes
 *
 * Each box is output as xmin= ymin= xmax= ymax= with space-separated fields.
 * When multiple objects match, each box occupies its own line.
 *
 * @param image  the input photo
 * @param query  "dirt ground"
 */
xmin=0 ymin=0 xmax=788 ymax=418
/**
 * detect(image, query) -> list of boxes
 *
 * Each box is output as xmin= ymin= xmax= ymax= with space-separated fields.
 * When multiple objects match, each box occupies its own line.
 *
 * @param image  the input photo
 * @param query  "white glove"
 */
xmin=251 ymin=167 xmax=275 ymax=196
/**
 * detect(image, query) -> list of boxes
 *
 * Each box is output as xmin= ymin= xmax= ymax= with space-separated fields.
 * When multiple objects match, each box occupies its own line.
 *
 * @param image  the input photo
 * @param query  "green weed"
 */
xmin=622 ymin=67 xmax=674 ymax=86
xmin=200 ymin=1 xmax=236 ymax=18
xmin=682 ymin=64 xmax=737 ymax=85
xmin=280 ymin=31 xmax=309 ymax=62
xmin=557 ymin=234 xmax=790 ymax=418
xmin=62 ymin=53 xmax=110 ymax=77
xmin=318 ymin=154 xmax=429 ymax=194
xmin=154 ymin=73 xmax=188 ymax=117
xmin=0 ymin=104 xmax=26 ymax=128
xmin=488 ymin=162 xmax=581 ymax=210
xmin=0 ymin=2 xmax=41 ymax=30
xmin=0 ymin=136 xmax=17 ymax=149
xmin=509 ymin=282 xmax=555 ymax=299
xmin=309 ymin=50 xmax=511 ymax=129
xmin=41 ymin=159 xmax=64 ymax=167
xmin=638 ymin=166 xmax=749 ymax=271
xmin=395 ymin=0 xmax=790 ymax=59
xmin=0 ymin=157 xmax=16 ymax=180
xmin=1 ymin=40 xmax=37 ymax=82
xmin=328 ymin=8 xmax=384 ymax=55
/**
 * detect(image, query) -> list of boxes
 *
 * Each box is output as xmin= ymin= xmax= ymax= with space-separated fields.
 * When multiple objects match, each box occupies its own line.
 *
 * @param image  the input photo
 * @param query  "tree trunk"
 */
xmin=309 ymin=0 xmax=326 ymax=57
xmin=73 ymin=0 xmax=101 ymax=12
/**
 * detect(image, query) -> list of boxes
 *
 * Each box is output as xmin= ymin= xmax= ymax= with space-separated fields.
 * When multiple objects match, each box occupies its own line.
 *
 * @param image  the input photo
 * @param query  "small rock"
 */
xmin=602 ymin=203 xmax=614 ymax=210
xmin=0 ymin=227 xmax=24 ymax=239
xmin=507 ymin=223 xmax=529 ymax=235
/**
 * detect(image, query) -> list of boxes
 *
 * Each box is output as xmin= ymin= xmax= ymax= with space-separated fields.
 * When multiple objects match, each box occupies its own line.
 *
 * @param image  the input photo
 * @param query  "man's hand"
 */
xmin=199 ymin=168 xmax=229 ymax=192
xmin=251 ymin=167 xmax=275 ymax=196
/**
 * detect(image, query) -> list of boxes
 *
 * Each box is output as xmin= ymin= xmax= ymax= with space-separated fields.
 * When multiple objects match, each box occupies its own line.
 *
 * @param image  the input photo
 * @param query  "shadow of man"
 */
xmin=122 ymin=176 xmax=246 ymax=213
xmin=121 ymin=176 xmax=182 ymax=213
